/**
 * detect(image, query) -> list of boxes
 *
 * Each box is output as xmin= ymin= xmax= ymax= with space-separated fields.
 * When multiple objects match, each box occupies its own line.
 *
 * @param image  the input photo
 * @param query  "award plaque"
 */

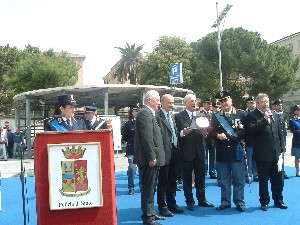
xmin=190 ymin=116 xmax=209 ymax=129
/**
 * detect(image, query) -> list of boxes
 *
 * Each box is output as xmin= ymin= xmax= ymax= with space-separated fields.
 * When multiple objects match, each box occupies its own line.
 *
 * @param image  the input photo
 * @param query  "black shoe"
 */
xmin=261 ymin=204 xmax=268 ymax=211
xmin=187 ymin=202 xmax=195 ymax=211
xmin=274 ymin=202 xmax=288 ymax=209
xmin=216 ymin=205 xmax=230 ymax=210
xmin=253 ymin=176 xmax=259 ymax=182
xmin=128 ymin=189 xmax=134 ymax=195
xmin=176 ymin=186 xmax=181 ymax=191
xmin=210 ymin=174 xmax=217 ymax=179
xmin=143 ymin=220 xmax=162 ymax=225
xmin=154 ymin=215 xmax=165 ymax=220
xmin=236 ymin=205 xmax=245 ymax=212
xmin=159 ymin=208 xmax=174 ymax=217
xmin=198 ymin=200 xmax=214 ymax=207
xmin=168 ymin=205 xmax=184 ymax=214
xmin=284 ymin=174 xmax=289 ymax=179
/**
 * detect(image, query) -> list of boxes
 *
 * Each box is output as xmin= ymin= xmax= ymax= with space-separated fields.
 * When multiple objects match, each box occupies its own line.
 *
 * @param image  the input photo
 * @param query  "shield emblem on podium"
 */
xmin=61 ymin=160 xmax=88 ymax=193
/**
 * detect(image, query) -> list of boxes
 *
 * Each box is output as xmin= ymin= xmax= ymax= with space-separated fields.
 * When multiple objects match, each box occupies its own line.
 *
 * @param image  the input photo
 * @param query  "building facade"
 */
xmin=102 ymin=59 xmax=130 ymax=84
xmin=271 ymin=32 xmax=300 ymax=114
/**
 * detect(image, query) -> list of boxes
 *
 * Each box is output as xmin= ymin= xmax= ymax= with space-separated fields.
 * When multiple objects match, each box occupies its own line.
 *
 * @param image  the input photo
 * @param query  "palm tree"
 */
xmin=115 ymin=43 xmax=144 ymax=84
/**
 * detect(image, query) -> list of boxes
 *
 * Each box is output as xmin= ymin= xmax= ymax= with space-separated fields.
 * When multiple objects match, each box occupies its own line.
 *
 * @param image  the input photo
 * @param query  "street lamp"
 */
xmin=211 ymin=3 xmax=232 ymax=91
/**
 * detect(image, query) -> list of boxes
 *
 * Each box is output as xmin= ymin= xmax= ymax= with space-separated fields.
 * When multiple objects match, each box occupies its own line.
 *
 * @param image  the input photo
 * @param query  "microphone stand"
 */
xmin=20 ymin=143 xmax=27 ymax=225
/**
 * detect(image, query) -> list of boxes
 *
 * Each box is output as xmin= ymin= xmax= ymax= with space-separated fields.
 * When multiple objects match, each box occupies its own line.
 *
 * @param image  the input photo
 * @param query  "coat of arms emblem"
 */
xmin=59 ymin=146 xmax=91 ymax=197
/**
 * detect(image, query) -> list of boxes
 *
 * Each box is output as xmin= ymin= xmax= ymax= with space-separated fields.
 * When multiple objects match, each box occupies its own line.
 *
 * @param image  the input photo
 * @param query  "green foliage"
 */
xmin=0 ymin=45 xmax=78 ymax=115
xmin=139 ymin=36 xmax=194 ymax=87
xmin=190 ymin=27 xmax=299 ymax=102
xmin=115 ymin=43 xmax=144 ymax=84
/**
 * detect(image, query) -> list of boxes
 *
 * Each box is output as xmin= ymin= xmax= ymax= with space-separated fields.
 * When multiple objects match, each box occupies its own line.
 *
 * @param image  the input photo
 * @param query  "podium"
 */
xmin=34 ymin=130 xmax=117 ymax=225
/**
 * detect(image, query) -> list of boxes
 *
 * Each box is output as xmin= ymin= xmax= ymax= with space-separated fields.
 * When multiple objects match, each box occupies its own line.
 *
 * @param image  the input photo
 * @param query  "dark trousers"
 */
xmin=157 ymin=148 xmax=180 ymax=209
xmin=181 ymin=155 xmax=206 ymax=204
xmin=139 ymin=165 xmax=159 ymax=222
xmin=205 ymin=138 xmax=216 ymax=176
xmin=256 ymin=159 xmax=284 ymax=205
xmin=7 ymin=141 xmax=14 ymax=158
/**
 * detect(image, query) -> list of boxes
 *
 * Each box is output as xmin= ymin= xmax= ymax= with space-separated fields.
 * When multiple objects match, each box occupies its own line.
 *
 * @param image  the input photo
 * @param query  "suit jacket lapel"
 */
xmin=158 ymin=110 xmax=172 ymax=132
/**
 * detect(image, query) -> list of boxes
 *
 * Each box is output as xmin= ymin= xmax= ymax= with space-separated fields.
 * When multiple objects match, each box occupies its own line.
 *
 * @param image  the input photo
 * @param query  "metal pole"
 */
xmin=211 ymin=3 xmax=232 ymax=92
xmin=216 ymin=3 xmax=223 ymax=91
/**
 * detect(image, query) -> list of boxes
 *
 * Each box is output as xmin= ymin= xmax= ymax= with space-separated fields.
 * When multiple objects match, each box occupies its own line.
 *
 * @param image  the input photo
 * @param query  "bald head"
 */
xmin=161 ymin=94 xmax=174 ymax=112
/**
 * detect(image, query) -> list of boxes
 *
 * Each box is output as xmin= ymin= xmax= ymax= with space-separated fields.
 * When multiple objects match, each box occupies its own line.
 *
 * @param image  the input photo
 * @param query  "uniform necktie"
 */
xmin=66 ymin=118 xmax=72 ymax=129
xmin=167 ymin=113 xmax=177 ymax=147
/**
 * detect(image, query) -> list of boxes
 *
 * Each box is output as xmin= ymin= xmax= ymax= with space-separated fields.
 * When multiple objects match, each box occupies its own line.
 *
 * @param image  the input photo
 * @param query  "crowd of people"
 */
xmin=2 ymin=92 xmax=298 ymax=225
xmin=120 ymin=89 xmax=294 ymax=225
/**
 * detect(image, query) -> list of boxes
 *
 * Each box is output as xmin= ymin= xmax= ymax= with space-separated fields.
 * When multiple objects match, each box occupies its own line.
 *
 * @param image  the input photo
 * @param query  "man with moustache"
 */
xmin=210 ymin=91 xmax=246 ymax=212
xmin=243 ymin=93 xmax=288 ymax=211
xmin=156 ymin=94 xmax=184 ymax=217
xmin=175 ymin=94 xmax=214 ymax=211
xmin=134 ymin=90 xmax=165 ymax=225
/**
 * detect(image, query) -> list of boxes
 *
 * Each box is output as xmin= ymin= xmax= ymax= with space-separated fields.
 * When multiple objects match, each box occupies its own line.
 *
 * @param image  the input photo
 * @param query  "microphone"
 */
xmin=266 ymin=108 xmax=275 ymax=122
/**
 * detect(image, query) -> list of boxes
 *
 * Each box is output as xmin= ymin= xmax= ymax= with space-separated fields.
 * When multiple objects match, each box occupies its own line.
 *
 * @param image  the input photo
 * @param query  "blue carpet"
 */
xmin=1 ymin=167 xmax=300 ymax=225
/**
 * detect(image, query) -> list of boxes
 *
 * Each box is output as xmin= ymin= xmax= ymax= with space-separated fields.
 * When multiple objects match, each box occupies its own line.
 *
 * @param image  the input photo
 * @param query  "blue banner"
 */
xmin=170 ymin=63 xmax=183 ymax=84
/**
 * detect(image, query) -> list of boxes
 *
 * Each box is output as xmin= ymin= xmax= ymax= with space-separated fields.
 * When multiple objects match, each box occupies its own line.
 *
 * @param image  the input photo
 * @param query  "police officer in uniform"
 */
xmin=210 ymin=91 xmax=246 ymax=212
xmin=272 ymin=99 xmax=289 ymax=179
xmin=84 ymin=106 xmax=108 ymax=130
xmin=45 ymin=94 xmax=86 ymax=131
xmin=200 ymin=98 xmax=217 ymax=179
xmin=244 ymin=96 xmax=258 ymax=183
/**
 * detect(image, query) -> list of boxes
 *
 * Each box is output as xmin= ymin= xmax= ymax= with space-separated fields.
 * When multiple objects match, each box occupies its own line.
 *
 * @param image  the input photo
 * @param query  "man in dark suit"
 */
xmin=45 ymin=94 xmax=86 ymax=131
xmin=210 ymin=91 xmax=246 ymax=212
xmin=134 ymin=90 xmax=165 ymax=225
xmin=83 ymin=106 xmax=108 ymax=130
xmin=272 ymin=99 xmax=289 ymax=179
xmin=174 ymin=94 xmax=214 ymax=211
xmin=243 ymin=93 xmax=288 ymax=211
xmin=156 ymin=94 xmax=184 ymax=218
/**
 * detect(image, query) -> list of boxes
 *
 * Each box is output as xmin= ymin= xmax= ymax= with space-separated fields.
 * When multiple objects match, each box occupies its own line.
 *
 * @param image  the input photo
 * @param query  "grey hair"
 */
xmin=255 ymin=93 xmax=269 ymax=103
xmin=143 ymin=90 xmax=160 ymax=104
xmin=183 ymin=94 xmax=196 ymax=104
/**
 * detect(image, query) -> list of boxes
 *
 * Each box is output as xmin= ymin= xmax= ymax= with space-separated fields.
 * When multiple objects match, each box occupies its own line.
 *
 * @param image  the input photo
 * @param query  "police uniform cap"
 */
xmin=245 ymin=96 xmax=255 ymax=103
xmin=215 ymin=90 xmax=231 ymax=101
xmin=272 ymin=99 xmax=283 ymax=105
xmin=203 ymin=98 xmax=212 ymax=104
xmin=212 ymin=99 xmax=220 ymax=108
xmin=130 ymin=104 xmax=140 ymax=111
xmin=85 ymin=106 xmax=97 ymax=113
xmin=57 ymin=94 xmax=78 ymax=107
xmin=292 ymin=105 xmax=300 ymax=113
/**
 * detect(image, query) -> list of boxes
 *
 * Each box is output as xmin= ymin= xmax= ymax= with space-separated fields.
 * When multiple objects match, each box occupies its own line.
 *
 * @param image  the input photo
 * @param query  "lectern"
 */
xmin=34 ymin=130 xmax=117 ymax=225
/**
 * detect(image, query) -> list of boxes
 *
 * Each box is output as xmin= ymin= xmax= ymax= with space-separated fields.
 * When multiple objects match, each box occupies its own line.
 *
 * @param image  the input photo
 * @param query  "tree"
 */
xmin=139 ymin=35 xmax=194 ymax=87
xmin=0 ymin=45 xmax=78 ymax=114
xmin=115 ymin=43 xmax=144 ymax=84
xmin=191 ymin=27 xmax=300 ymax=107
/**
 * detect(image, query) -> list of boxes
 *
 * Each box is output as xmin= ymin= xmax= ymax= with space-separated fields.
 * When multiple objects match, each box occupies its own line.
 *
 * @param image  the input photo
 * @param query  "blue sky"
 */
xmin=0 ymin=0 xmax=299 ymax=85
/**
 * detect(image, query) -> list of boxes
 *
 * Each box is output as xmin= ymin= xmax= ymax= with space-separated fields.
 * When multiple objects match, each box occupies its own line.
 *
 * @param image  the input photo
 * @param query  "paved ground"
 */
xmin=0 ymin=132 xmax=296 ymax=179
